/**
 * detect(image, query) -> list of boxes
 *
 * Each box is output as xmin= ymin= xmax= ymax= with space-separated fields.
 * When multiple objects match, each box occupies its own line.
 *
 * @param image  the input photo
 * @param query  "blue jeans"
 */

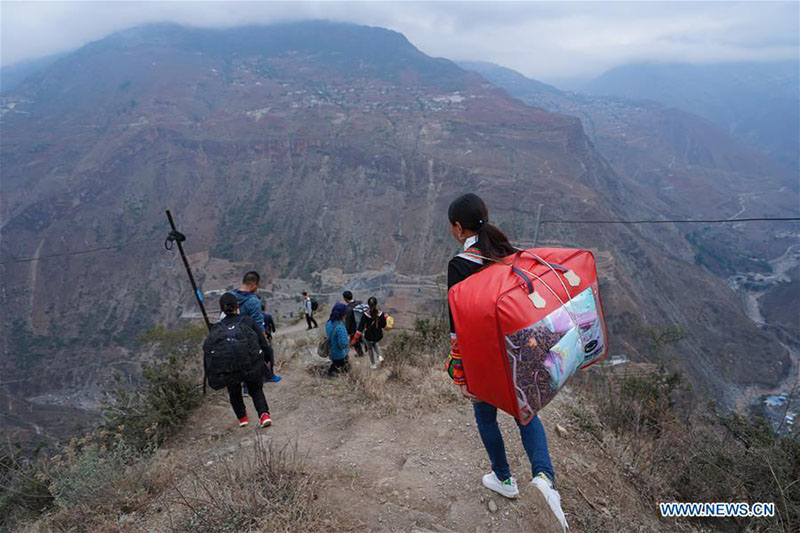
xmin=472 ymin=401 xmax=555 ymax=484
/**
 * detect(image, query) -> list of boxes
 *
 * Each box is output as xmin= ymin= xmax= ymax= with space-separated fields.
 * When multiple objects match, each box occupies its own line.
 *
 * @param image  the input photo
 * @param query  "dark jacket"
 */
xmin=344 ymin=300 xmax=363 ymax=336
xmin=447 ymin=255 xmax=483 ymax=334
xmin=358 ymin=310 xmax=387 ymax=343
xmin=263 ymin=312 xmax=276 ymax=334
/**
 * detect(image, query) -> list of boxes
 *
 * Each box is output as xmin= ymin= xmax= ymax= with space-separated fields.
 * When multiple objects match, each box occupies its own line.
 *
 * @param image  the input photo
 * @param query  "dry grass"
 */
xmin=31 ymin=444 xmax=182 ymax=532
xmin=570 ymin=366 xmax=800 ymax=532
xmin=278 ymin=335 xmax=318 ymax=364
xmin=298 ymin=314 xmax=458 ymax=417
xmin=164 ymin=437 xmax=323 ymax=532
xmin=324 ymin=329 xmax=459 ymax=416
xmin=7 ymin=319 xmax=457 ymax=532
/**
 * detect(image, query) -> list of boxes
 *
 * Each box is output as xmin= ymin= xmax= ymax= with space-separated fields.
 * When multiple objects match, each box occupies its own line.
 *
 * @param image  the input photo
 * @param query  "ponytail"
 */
xmin=475 ymin=222 xmax=516 ymax=260
xmin=448 ymin=193 xmax=516 ymax=260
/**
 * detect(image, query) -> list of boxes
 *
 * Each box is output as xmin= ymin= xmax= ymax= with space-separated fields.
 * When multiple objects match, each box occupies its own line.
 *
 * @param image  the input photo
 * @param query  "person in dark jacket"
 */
xmin=342 ymin=290 xmax=364 ymax=357
xmin=325 ymin=302 xmax=351 ymax=376
xmin=258 ymin=302 xmax=282 ymax=383
xmin=261 ymin=302 xmax=277 ymax=339
xmin=446 ymin=193 xmax=567 ymax=531
xmin=353 ymin=296 xmax=387 ymax=370
xmin=208 ymin=293 xmax=272 ymax=428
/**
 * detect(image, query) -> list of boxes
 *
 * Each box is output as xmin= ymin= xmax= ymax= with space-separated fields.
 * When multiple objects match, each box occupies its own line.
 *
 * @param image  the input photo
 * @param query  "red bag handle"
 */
xmin=515 ymin=249 xmax=568 ymax=272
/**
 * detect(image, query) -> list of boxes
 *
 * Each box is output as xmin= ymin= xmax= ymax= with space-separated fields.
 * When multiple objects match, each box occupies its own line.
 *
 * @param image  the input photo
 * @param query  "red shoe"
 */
xmin=238 ymin=414 xmax=249 ymax=427
xmin=259 ymin=413 xmax=272 ymax=428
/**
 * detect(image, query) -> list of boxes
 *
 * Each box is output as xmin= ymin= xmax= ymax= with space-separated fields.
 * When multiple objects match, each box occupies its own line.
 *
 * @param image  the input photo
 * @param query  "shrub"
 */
xmin=603 ymin=366 xmax=683 ymax=437
xmin=383 ymin=330 xmax=432 ymax=369
xmin=49 ymin=438 xmax=145 ymax=509
xmin=0 ymin=448 xmax=54 ymax=530
xmin=0 ymin=324 xmax=207 ymax=531
xmin=668 ymin=412 xmax=800 ymax=532
xmin=575 ymin=366 xmax=800 ymax=532
xmin=173 ymin=437 xmax=323 ymax=532
xmin=100 ymin=324 xmax=206 ymax=451
xmin=412 ymin=315 xmax=450 ymax=356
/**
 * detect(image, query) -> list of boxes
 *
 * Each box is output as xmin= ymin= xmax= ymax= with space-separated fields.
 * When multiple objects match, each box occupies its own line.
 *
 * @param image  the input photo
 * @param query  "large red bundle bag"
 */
xmin=448 ymin=248 xmax=608 ymax=424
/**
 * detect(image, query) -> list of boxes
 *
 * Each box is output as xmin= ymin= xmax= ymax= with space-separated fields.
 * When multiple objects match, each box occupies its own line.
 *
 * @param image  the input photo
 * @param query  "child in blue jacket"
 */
xmin=326 ymin=303 xmax=351 ymax=376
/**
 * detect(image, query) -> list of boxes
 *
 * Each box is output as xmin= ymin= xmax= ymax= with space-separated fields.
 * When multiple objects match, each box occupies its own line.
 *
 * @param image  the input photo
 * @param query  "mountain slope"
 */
xmin=0 ymin=53 xmax=67 ymax=94
xmin=463 ymin=60 xmax=800 ymax=403
xmin=578 ymin=61 xmax=800 ymax=170
xmin=0 ymin=23 xmax=792 ymax=421
xmin=462 ymin=61 xmax=798 ymax=275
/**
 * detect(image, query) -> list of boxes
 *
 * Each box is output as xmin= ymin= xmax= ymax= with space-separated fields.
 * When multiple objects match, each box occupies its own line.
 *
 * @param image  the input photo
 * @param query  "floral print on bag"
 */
xmin=505 ymin=284 xmax=606 ymax=422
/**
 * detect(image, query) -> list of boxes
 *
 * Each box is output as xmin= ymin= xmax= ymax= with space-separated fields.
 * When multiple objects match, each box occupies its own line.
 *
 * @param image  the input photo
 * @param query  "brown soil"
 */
xmin=116 ymin=327 xmax=685 ymax=532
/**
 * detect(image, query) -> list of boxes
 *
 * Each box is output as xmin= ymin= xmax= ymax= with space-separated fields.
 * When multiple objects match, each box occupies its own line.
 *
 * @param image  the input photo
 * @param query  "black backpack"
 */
xmin=344 ymin=300 xmax=362 ymax=334
xmin=203 ymin=317 xmax=261 ymax=390
xmin=310 ymin=298 xmax=319 ymax=312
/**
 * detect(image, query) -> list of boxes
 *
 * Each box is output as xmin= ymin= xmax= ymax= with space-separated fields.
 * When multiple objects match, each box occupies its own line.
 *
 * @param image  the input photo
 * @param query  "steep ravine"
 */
xmin=730 ymin=241 xmax=800 ymax=410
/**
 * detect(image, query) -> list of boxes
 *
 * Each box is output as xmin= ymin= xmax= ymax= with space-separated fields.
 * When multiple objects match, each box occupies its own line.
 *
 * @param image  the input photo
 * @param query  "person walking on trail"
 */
xmin=261 ymin=302 xmax=277 ymax=341
xmin=325 ymin=302 xmax=351 ymax=376
xmin=353 ymin=296 xmax=387 ymax=370
xmin=233 ymin=271 xmax=266 ymax=334
xmin=342 ymin=290 xmax=365 ymax=357
xmin=259 ymin=302 xmax=281 ymax=383
xmin=232 ymin=271 xmax=280 ymax=385
xmin=302 ymin=291 xmax=318 ymax=330
xmin=445 ymin=193 xmax=568 ymax=532
xmin=204 ymin=293 xmax=272 ymax=428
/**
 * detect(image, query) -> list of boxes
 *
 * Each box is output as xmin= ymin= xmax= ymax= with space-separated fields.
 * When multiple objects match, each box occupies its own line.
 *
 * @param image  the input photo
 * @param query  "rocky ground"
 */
xmin=86 ymin=324 xmax=689 ymax=533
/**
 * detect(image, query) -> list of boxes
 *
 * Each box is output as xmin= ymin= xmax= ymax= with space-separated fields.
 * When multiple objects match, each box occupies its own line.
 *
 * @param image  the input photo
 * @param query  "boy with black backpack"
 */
xmin=204 ymin=293 xmax=272 ymax=428
xmin=302 ymin=291 xmax=318 ymax=330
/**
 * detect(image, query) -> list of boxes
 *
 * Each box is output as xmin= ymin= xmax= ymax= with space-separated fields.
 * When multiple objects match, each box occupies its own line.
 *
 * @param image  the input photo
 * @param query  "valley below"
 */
xmin=729 ymin=238 xmax=800 ymax=422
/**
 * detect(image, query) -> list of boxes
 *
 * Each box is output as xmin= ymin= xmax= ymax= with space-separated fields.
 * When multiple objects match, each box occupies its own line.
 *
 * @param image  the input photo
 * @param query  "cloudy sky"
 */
xmin=1 ymin=1 xmax=797 ymax=81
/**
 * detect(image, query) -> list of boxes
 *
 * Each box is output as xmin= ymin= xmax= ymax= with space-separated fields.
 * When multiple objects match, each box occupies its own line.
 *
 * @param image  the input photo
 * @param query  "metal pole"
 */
xmin=165 ymin=209 xmax=211 ymax=394
xmin=532 ymin=203 xmax=544 ymax=247
xmin=166 ymin=210 xmax=212 ymax=331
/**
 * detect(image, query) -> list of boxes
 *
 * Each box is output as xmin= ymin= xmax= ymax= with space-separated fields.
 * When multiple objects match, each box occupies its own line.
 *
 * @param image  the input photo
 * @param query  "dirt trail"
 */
xmin=137 ymin=326 xmax=676 ymax=532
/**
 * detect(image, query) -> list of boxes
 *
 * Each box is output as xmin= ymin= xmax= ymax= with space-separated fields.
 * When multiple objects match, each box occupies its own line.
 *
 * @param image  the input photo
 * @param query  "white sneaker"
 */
xmin=531 ymin=474 xmax=569 ymax=532
xmin=378 ymin=355 xmax=385 ymax=362
xmin=481 ymin=472 xmax=519 ymax=499
xmin=370 ymin=364 xmax=378 ymax=370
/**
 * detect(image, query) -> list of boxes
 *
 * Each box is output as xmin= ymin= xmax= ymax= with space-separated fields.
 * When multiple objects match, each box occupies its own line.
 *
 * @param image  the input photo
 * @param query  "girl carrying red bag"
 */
xmin=446 ymin=193 xmax=568 ymax=532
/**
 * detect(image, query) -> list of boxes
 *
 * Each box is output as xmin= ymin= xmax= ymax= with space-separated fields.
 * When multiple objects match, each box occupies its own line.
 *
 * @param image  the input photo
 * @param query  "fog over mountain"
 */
xmin=2 ymin=1 xmax=797 ymax=80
